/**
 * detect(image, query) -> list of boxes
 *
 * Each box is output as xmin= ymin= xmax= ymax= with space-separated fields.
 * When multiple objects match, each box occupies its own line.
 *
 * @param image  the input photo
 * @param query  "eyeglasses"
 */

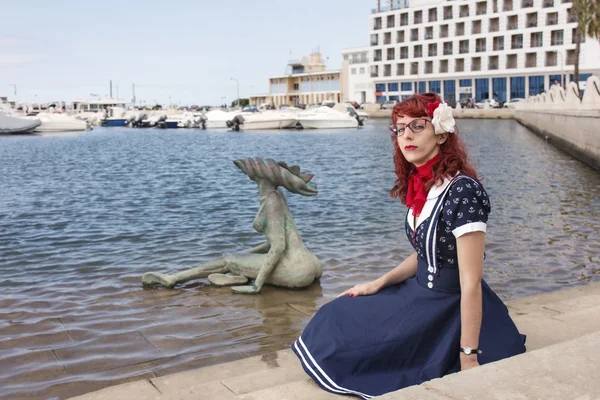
xmin=389 ymin=118 xmax=431 ymax=138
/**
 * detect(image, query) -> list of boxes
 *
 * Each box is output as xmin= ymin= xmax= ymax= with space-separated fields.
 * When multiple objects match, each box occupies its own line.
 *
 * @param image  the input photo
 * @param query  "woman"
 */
xmin=142 ymin=158 xmax=322 ymax=294
xmin=292 ymin=93 xmax=526 ymax=398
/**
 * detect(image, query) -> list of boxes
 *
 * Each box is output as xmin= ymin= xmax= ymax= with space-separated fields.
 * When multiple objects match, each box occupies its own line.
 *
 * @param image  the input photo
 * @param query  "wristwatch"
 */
xmin=460 ymin=347 xmax=482 ymax=355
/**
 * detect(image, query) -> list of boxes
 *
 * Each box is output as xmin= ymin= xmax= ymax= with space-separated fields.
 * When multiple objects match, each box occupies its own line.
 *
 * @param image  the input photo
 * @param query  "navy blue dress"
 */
xmin=293 ymin=175 xmax=526 ymax=399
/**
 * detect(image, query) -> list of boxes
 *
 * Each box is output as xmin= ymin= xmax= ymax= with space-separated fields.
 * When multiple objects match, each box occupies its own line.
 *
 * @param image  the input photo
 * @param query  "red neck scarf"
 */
xmin=406 ymin=154 xmax=439 ymax=217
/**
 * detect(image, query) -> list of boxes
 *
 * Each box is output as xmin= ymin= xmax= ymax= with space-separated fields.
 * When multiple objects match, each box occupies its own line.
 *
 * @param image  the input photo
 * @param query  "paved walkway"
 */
xmin=69 ymin=281 xmax=600 ymax=400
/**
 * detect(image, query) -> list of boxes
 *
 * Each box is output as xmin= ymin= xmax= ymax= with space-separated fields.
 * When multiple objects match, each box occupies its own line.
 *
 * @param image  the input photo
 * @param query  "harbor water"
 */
xmin=0 ymin=119 xmax=599 ymax=399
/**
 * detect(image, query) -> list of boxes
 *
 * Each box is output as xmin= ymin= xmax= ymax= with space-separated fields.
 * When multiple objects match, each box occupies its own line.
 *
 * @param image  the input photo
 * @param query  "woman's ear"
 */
xmin=437 ymin=132 xmax=449 ymax=145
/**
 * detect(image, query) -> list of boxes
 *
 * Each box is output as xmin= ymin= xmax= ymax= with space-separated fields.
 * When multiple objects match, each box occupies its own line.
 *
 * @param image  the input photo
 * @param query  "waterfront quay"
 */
xmin=68 ymin=281 xmax=600 ymax=400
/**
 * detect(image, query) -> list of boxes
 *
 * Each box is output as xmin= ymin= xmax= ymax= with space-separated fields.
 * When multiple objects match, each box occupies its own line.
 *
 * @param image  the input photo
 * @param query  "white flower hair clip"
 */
xmin=427 ymin=101 xmax=456 ymax=135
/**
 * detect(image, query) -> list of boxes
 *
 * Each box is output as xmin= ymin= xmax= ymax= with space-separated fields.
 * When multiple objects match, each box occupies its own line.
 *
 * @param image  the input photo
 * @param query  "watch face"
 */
xmin=464 ymin=347 xmax=472 ymax=355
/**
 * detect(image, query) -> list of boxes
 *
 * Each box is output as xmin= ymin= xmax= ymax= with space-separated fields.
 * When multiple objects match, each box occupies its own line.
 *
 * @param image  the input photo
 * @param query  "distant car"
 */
xmin=347 ymin=101 xmax=360 ymax=109
xmin=242 ymin=105 xmax=259 ymax=113
xmin=475 ymin=99 xmax=500 ymax=109
xmin=503 ymin=98 xmax=525 ymax=108
xmin=381 ymin=100 xmax=397 ymax=109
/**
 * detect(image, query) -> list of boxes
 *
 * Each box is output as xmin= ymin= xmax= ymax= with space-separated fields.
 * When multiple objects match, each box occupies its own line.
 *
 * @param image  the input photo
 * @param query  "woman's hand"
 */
xmin=460 ymin=355 xmax=480 ymax=371
xmin=337 ymin=280 xmax=382 ymax=298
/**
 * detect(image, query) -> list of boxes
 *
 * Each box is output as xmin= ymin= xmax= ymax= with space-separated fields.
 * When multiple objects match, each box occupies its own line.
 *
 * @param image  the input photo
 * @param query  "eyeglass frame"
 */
xmin=389 ymin=118 xmax=432 ymax=138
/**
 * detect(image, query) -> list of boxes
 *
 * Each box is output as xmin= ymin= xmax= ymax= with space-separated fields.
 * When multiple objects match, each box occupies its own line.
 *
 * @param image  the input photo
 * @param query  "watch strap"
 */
xmin=460 ymin=347 xmax=482 ymax=355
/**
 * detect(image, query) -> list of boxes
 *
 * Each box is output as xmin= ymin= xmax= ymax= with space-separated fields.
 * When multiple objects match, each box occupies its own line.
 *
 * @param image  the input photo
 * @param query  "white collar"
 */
xmin=426 ymin=176 xmax=453 ymax=200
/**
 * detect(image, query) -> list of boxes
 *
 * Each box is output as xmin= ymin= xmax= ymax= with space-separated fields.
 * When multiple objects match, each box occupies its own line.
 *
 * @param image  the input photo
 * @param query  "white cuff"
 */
xmin=452 ymin=222 xmax=487 ymax=238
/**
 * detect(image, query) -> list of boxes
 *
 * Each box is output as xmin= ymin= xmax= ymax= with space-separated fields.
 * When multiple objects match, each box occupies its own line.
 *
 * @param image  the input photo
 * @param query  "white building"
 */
xmin=342 ymin=47 xmax=376 ymax=104
xmin=365 ymin=0 xmax=600 ymax=104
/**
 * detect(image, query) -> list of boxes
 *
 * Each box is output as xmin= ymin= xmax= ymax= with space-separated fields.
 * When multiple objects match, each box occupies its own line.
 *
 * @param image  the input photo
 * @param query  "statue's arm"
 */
xmin=248 ymin=242 xmax=271 ymax=254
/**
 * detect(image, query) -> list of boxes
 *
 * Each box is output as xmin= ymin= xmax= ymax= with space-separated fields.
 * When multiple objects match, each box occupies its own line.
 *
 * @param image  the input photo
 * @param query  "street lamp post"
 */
xmin=230 ymin=78 xmax=239 ymax=108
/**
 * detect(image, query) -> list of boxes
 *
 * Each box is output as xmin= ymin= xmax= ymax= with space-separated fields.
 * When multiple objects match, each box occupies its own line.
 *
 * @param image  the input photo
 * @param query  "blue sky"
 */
xmin=0 ymin=0 xmax=370 ymax=106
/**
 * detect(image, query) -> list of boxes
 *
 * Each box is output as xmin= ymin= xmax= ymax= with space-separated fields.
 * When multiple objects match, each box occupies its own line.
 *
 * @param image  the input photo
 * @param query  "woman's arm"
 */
xmin=338 ymin=252 xmax=418 ymax=297
xmin=456 ymin=231 xmax=485 ymax=371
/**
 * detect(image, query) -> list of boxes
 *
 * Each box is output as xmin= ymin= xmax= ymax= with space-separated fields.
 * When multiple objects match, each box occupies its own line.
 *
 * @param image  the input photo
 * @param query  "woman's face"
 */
xmin=393 ymin=115 xmax=446 ymax=167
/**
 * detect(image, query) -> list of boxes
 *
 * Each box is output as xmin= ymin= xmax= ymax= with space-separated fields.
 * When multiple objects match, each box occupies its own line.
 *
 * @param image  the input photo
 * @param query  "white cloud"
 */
xmin=0 ymin=54 xmax=46 ymax=66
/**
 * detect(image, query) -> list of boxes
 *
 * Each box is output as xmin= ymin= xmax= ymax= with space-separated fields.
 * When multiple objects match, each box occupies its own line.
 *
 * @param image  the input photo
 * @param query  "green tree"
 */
xmin=573 ymin=0 xmax=600 ymax=96
xmin=231 ymin=98 xmax=250 ymax=108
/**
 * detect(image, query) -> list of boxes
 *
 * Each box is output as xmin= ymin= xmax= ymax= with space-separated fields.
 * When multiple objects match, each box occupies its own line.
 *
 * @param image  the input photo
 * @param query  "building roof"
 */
xmin=269 ymin=69 xmax=342 ymax=79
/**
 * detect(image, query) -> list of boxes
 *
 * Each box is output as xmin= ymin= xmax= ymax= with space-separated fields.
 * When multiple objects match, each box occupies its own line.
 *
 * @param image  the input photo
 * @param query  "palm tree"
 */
xmin=573 ymin=0 xmax=600 ymax=96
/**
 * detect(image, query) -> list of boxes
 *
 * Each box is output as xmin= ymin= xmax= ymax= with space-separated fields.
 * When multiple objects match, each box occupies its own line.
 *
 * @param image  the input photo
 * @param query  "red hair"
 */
xmin=390 ymin=92 xmax=479 ymax=204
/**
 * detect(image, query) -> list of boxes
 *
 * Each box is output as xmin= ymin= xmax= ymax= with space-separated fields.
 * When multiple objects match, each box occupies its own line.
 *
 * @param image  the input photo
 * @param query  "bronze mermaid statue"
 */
xmin=142 ymin=158 xmax=323 ymax=294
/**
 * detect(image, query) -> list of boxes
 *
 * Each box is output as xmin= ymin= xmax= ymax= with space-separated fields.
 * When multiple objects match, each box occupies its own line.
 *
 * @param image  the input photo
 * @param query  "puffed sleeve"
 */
xmin=441 ymin=178 xmax=491 ymax=238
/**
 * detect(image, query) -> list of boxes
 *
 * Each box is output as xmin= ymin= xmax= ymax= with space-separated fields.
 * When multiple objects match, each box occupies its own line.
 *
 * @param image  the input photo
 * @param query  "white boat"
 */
xmin=203 ymin=109 xmax=235 ymax=129
xmin=0 ymin=112 xmax=41 ymax=134
xmin=25 ymin=112 xmax=88 ymax=132
xmin=296 ymin=106 xmax=360 ymax=129
xmin=227 ymin=110 xmax=297 ymax=131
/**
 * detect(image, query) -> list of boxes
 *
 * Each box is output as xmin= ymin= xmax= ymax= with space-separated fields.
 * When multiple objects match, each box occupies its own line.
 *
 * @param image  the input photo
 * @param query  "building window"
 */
xmin=507 ymin=15 xmax=518 ymax=30
xmin=401 ymin=82 xmax=412 ymax=91
xmin=472 ymin=20 xmax=482 ymax=34
xmin=475 ymin=78 xmax=489 ymax=101
xmin=411 ymin=62 xmax=419 ymax=75
xmin=388 ymin=83 xmax=399 ymax=91
xmin=543 ymin=0 xmax=554 ymax=7
xmin=551 ymin=30 xmax=564 ymax=45
xmin=371 ymin=34 xmax=378 ymax=46
xmin=567 ymin=8 xmax=577 ymax=23
xmin=429 ymin=81 xmax=441 ymax=94
xmin=493 ymin=36 xmax=504 ymax=51
xmin=546 ymin=51 xmax=558 ymax=66
xmin=414 ymin=45 xmax=423 ymax=57
xmin=529 ymin=75 xmax=545 ymax=95
xmin=370 ymin=65 xmax=379 ymax=78
xmin=547 ymin=12 xmax=558 ymax=25
xmin=411 ymin=28 xmax=419 ymax=41
xmin=526 ymin=52 xmax=537 ymax=68
xmin=387 ymin=14 xmax=395 ymax=28
xmin=428 ymin=8 xmax=437 ymax=22
xmin=531 ymin=32 xmax=543 ymax=47
xmin=374 ymin=17 xmax=382 ymax=30
xmin=460 ymin=79 xmax=472 ymax=87
xmin=455 ymin=58 xmax=465 ymax=72
xmin=374 ymin=49 xmax=382 ymax=62
xmin=476 ymin=1 xmax=487 ymax=15
xmin=506 ymin=54 xmax=517 ymax=69
xmin=443 ymin=41 xmax=453 ymax=55
xmin=489 ymin=17 xmax=500 ymax=32
xmin=472 ymin=57 xmax=482 ymax=71
xmin=567 ymin=49 xmax=576 ymax=64
xmin=351 ymin=68 xmax=357 ymax=75
xmin=387 ymin=48 xmax=396 ymax=60
xmin=456 ymin=22 xmax=465 ymax=36
xmin=419 ymin=81 xmax=427 ymax=93
xmin=400 ymin=46 xmax=409 ymax=59
xmin=444 ymin=5 xmax=453 ymax=19
xmin=460 ymin=4 xmax=469 ymax=17
xmin=384 ymin=32 xmax=392 ymax=45
xmin=527 ymin=12 xmax=537 ymax=28
xmin=428 ymin=43 xmax=438 ymax=56
xmin=489 ymin=55 xmax=499 ymax=70
xmin=376 ymin=83 xmax=386 ymax=92
xmin=384 ymin=64 xmax=392 ymax=77
xmin=572 ymin=27 xmax=585 ymax=43
xmin=493 ymin=77 xmax=507 ymax=102
xmin=511 ymin=76 xmax=526 ymax=98
xmin=359 ymin=67 xmax=365 ymax=74
xmin=440 ymin=24 xmax=449 ymax=38
xmin=440 ymin=59 xmax=449 ymax=73
xmin=425 ymin=26 xmax=434 ymax=39
xmin=414 ymin=10 xmax=423 ymax=24
xmin=397 ymin=30 xmax=405 ymax=43
xmin=425 ymin=61 xmax=433 ymax=74
xmin=444 ymin=80 xmax=456 ymax=104
xmin=522 ymin=0 xmax=533 ymax=7
xmin=503 ymin=0 xmax=513 ymax=11
xmin=459 ymin=39 xmax=469 ymax=54
xmin=397 ymin=63 xmax=405 ymax=76
xmin=476 ymin=38 xmax=486 ymax=52
xmin=511 ymin=34 xmax=523 ymax=49
xmin=400 ymin=13 xmax=409 ymax=26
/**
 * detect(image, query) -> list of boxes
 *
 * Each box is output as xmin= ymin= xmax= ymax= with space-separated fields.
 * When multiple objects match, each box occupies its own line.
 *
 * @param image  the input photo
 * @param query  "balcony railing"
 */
xmin=476 ymin=7 xmax=486 ymax=15
xmin=384 ymin=38 xmax=392 ymax=45
xmin=400 ymin=52 xmax=409 ymax=59
xmin=546 ymin=58 xmax=558 ymax=66
xmin=526 ymin=58 xmax=536 ymax=67
xmin=384 ymin=70 xmax=392 ymax=77
xmin=489 ymin=62 xmax=499 ymax=69
xmin=511 ymin=42 xmax=523 ymax=49
xmin=428 ymin=50 xmax=437 ymax=57
xmin=370 ymin=71 xmax=379 ymax=77
xmin=374 ymin=56 xmax=382 ymax=62
xmin=444 ymin=12 xmax=453 ymax=20
xmin=371 ymin=39 xmax=379 ymax=46
xmin=459 ymin=47 xmax=469 ymax=54
xmin=387 ymin=54 xmax=395 ymax=60
xmin=444 ymin=48 xmax=453 ymax=55
xmin=527 ymin=20 xmax=537 ymax=27
xmin=551 ymin=38 xmax=564 ymax=45
xmin=508 ymin=23 xmax=518 ymax=30
xmin=547 ymin=18 xmax=558 ymax=25
xmin=476 ymin=46 xmax=486 ymax=52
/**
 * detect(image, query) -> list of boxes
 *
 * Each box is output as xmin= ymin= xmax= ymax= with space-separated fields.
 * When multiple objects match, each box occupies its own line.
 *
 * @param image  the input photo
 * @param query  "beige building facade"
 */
xmin=250 ymin=52 xmax=343 ymax=107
